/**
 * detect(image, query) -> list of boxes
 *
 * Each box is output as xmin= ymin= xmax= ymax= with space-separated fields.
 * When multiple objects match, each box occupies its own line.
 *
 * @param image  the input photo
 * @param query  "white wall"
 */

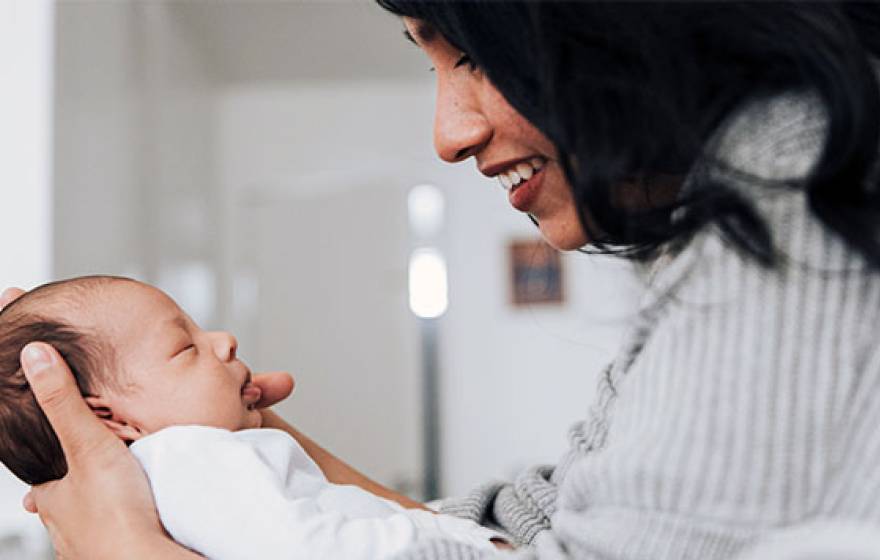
xmin=53 ymin=2 xmax=145 ymax=279
xmin=0 ymin=0 xmax=53 ymax=289
xmin=53 ymin=2 xmax=218 ymax=325
xmin=50 ymin=2 xmax=645 ymax=505
xmin=216 ymin=83 xmax=643 ymax=497
xmin=0 ymin=2 xmax=56 ymax=556
xmin=439 ymin=162 xmax=642 ymax=494
xmin=216 ymin=83 xmax=441 ymax=493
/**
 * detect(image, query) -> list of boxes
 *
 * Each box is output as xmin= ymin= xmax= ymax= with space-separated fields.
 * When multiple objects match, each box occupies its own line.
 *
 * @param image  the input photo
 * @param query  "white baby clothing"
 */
xmin=129 ymin=425 xmax=501 ymax=560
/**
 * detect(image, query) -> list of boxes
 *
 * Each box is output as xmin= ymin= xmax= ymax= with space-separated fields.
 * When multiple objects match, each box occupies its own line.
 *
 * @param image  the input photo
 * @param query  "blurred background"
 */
xmin=1 ymin=1 xmax=641 ymax=557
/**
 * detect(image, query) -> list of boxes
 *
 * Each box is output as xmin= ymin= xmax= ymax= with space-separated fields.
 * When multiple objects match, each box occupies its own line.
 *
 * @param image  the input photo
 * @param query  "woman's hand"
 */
xmin=4 ymin=285 xmax=292 ymax=556
xmin=0 ymin=287 xmax=25 ymax=309
xmin=4 ymin=285 xmax=293 ymax=556
xmin=18 ymin=342 xmax=201 ymax=559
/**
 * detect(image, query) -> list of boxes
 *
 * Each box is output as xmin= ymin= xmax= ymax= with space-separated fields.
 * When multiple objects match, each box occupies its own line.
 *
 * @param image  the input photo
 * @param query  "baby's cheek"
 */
xmin=182 ymin=399 xmax=236 ymax=430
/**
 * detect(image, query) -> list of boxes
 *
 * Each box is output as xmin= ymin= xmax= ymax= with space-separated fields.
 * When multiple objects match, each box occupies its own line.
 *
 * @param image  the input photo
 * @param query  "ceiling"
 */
xmin=170 ymin=0 xmax=431 ymax=84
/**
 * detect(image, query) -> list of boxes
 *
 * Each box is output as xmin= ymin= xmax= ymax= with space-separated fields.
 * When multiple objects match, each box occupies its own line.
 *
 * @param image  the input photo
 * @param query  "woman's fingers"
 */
xmin=252 ymin=371 xmax=295 ymax=408
xmin=0 ymin=287 xmax=25 ymax=310
xmin=18 ymin=344 xmax=184 ymax=558
xmin=19 ymin=342 xmax=121 ymax=466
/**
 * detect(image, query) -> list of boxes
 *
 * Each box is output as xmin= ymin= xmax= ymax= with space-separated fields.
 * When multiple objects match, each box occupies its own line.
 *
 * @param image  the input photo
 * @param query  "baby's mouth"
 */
xmin=241 ymin=375 xmax=262 ymax=410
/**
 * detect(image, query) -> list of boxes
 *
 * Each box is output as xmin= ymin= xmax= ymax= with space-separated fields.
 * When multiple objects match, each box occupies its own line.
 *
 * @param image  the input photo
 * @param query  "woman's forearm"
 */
xmin=135 ymin=537 xmax=205 ymax=559
xmin=261 ymin=410 xmax=429 ymax=511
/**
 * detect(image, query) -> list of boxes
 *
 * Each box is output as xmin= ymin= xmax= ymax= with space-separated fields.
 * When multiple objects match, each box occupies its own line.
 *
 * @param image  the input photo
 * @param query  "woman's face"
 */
xmin=403 ymin=18 xmax=589 ymax=250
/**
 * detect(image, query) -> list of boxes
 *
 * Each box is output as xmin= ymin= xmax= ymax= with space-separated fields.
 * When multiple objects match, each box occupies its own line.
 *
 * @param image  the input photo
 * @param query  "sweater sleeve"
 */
xmin=438 ymin=466 xmax=556 ymax=546
xmin=390 ymin=466 xmax=560 ymax=560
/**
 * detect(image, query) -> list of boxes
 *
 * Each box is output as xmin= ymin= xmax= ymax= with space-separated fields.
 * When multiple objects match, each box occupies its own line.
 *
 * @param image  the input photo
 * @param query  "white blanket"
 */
xmin=130 ymin=426 xmax=500 ymax=560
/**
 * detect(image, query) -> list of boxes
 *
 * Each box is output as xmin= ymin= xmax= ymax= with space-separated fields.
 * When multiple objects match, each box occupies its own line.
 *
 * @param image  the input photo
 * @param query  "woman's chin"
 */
xmin=539 ymin=220 xmax=588 ymax=251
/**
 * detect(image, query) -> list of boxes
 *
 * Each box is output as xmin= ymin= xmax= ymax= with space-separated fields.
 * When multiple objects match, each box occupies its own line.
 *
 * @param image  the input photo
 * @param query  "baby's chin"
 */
xmin=241 ymin=407 xmax=264 ymax=430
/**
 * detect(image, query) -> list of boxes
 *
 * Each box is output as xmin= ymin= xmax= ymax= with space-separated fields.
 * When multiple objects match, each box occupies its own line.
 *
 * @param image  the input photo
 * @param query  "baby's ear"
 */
xmin=84 ymin=395 xmax=144 ymax=444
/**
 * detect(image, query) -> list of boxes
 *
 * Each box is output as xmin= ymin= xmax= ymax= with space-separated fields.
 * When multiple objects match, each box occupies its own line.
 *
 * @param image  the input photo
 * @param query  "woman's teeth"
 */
xmin=498 ymin=158 xmax=545 ymax=191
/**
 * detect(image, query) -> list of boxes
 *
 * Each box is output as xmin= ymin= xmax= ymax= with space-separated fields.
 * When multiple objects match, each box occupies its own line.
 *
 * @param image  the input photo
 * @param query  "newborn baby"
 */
xmin=0 ymin=276 xmax=502 ymax=559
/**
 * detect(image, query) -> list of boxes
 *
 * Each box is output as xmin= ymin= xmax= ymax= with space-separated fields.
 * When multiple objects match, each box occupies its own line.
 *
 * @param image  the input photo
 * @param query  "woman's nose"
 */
xmin=210 ymin=331 xmax=238 ymax=362
xmin=433 ymin=78 xmax=492 ymax=163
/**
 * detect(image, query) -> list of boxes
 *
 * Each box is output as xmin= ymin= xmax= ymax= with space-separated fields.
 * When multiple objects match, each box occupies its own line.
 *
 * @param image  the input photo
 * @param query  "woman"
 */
xmin=9 ymin=2 xmax=880 ymax=558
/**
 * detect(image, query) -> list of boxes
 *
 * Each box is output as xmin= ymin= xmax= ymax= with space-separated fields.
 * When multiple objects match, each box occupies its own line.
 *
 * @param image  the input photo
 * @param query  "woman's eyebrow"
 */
xmin=403 ymin=22 xmax=436 ymax=46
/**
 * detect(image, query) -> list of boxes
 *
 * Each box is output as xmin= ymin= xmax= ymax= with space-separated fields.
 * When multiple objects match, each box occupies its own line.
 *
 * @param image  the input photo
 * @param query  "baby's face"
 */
xmin=85 ymin=281 xmax=263 ymax=440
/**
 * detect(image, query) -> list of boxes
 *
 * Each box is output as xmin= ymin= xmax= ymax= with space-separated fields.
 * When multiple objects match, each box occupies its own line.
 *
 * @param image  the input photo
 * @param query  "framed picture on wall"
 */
xmin=509 ymin=238 xmax=565 ymax=306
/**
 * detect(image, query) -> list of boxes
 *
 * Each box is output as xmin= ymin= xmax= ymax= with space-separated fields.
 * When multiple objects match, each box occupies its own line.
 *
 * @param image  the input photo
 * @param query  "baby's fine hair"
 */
xmin=0 ymin=276 xmax=127 ymax=484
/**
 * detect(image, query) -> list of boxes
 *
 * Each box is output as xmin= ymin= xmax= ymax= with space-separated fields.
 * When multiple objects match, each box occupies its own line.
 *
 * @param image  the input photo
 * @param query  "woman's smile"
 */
xmin=492 ymin=157 xmax=546 ymax=192
xmin=480 ymin=155 xmax=547 ymax=212
xmin=403 ymin=16 xmax=589 ymax=250
xmin=507 ymin=165 xmax=545 ymax=212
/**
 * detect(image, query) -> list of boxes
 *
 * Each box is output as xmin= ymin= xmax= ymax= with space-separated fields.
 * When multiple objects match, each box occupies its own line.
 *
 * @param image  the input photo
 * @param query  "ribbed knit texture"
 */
xmin=392 ymin=89 xmax=880 ymax=560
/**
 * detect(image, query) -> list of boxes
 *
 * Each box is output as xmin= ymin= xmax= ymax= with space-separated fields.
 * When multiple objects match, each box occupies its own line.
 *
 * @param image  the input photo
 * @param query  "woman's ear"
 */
xmin=84 ymin=395 xmax=145 ymax=443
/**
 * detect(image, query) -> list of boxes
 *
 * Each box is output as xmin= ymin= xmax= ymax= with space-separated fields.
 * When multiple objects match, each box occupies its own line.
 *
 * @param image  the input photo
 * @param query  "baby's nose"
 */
xmin=211 ymin=331 xmax=238 ymax=361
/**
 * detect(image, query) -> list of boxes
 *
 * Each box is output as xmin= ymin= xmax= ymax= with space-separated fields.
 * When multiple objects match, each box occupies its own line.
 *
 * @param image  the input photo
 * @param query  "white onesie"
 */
xmin=129 ymin=425 xmax=502 ymax=560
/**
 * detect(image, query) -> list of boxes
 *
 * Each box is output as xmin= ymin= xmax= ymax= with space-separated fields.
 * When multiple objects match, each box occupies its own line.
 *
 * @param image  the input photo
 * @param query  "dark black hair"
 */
xmin=0 ymin=318 xmax=100 ymax=484
xmin=0 ymin=276 xmax=125 ymax=484
xmin=378 ymin=1 xmax=880 ymax=268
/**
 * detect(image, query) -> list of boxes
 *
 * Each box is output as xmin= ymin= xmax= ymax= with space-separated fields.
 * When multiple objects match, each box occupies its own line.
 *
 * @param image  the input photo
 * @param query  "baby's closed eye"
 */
xmin=172 ymin=344 xmax=196 ymax=359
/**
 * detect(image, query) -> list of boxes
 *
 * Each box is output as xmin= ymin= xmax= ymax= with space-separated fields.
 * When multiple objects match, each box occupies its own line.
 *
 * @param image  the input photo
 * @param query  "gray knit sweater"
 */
xmin=394 ymin=90 xmax=880 ymax=559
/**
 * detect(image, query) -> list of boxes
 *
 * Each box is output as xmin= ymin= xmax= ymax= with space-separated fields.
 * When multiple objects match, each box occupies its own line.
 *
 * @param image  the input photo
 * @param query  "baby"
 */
xmin=0 ymin=276 xmax=503 ymax=559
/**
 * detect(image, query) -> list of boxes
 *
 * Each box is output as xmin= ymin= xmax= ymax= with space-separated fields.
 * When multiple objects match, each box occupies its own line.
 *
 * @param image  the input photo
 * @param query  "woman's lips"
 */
xmin=508 ymin=167 xmax=545 ymax=212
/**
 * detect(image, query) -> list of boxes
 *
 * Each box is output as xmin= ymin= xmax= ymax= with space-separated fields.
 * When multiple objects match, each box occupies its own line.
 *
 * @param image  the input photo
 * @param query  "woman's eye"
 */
xmin=454 ymin=53 xmax=478 ymax=72
xmin=176 ymin=344 xmax=195 ymax=357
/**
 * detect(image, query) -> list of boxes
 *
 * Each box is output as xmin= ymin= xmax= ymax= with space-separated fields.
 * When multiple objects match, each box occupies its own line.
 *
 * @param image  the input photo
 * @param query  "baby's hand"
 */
xmin=251 ymin=371 xmax=295 ymax=408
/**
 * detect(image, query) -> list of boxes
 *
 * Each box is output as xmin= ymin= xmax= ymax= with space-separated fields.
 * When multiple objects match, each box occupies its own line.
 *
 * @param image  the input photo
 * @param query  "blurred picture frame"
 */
xmin=509 ymin=238 xmax=565 ymax=306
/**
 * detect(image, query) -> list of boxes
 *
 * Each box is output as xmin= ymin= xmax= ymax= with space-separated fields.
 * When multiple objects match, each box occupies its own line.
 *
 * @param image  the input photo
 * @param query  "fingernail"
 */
xmin=22 ymin=343 xmax=53 ymax=373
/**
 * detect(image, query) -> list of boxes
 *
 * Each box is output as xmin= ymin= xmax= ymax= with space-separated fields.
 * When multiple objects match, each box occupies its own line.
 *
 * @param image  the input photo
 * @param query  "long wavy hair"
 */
xmin=377 ymin=1 xmax=880 ymax=268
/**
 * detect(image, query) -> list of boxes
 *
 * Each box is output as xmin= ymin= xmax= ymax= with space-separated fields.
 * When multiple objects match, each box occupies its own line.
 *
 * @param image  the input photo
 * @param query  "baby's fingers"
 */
xmin=252 ymin=371 xmax=295 ymax=408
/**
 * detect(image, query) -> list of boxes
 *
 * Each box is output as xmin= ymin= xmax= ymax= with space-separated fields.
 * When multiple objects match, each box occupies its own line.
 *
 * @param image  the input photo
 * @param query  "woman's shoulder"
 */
xmin=706 ymin=89 xmax=828 ymax=184
xmin=674 ymin=81 xmax=877 ymax=272
xmin=706 ymin=59 xmax=880 ymax=183
xmin=642 ymin=82 xmax=878 ymax=316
